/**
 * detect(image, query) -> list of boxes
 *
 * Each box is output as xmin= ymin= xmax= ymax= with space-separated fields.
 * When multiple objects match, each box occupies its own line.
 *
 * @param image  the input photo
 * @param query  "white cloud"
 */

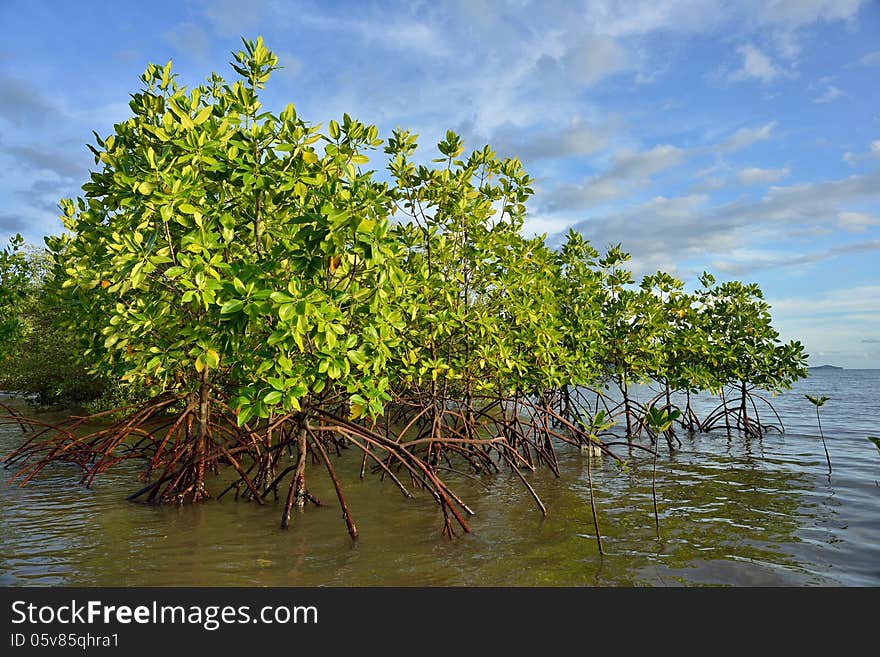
xmin=0 ymin=76 xmax=65 ymax=128
xmin=731 ymin=44 xmax=785 ymax=82
xmin=582 ymin=0 xmax=729 ymax=36
xmin=861 ymin=51 xmax=880 ymax=66
xmin=842 ymin=138 xmax=880 ymax=164
xmin=769 ymin=285 xmax=880 ymax=316
xmin=199 ymin=0 xmax=266 ymax=37
xmin=607 ymin=144 xmax=685 ymax=178
xmin=813 ymin=85 xmax=842 ymax=103
xmin=542 ymin=120 xmax=787 ymax=212
xmin=767 ymin=283 xmax=880 ymax=368
xmin=164 ymin=22 xmax=211 ymax=62
xmin=580 ymin=0 xmax=866 ymax=36
xmin=755 ymin=0 xmax=867 ymax=28
xmin=542 ymin=118 xmax=788 ymax=212
xmin=692 ymin=163 xmax=790 ymax=190
xmin=561 ymin=36 xmax=632 ymax=86
xmin=736 ymin=166 xmax=790 ymax=185
xmin=489 ymin=116 xmax=613 ymax=162
xmin=543 ymin=144 xmax=687 ymax=211
xmin=298 ymin=13 xmax=451 ymax=59
xmin=743 ymin=171 xmax=880 ymax=224
xmin=837 ymin=211 xmax=879 ymax=232
xmin=772 ymin=29 xmax=802 ymax=60
xmin=550 ymin=170 xmax=880 ymax=275
xmin=522 ymin=212 xmax=577 ymax=237
xmin=376 ymin=21 xmax=452 ymax=59
xmin=712 ymin=240 xmax=880 ymax=275
xmin=0 ymin=143 xmax=86 ymax=179
xmin=689 ymin=177 xmax=727 ymax=193
xmin=544 ymin=177 xmax=629 ymax=212
xmin=721 ymin=121 xmax=778 ymax=151
xmin=640 ymin=194 xmax=709 ymax=218
xmin=275 ymin=50 xmax=304 ymax=79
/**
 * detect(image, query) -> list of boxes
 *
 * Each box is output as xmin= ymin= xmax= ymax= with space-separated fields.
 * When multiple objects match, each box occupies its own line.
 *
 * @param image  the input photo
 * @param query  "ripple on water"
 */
xmin=2 ymin=371 xmax=880 ymax=586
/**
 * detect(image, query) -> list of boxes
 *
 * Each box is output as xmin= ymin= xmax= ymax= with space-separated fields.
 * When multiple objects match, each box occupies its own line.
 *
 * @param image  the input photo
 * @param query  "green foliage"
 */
xmin=18 ymin=37 xmax=809 ymax=432
xmin=556 ymin=231 xmax=602 ymax=386
xmin=386 ymin=129 xmax=559 ymax=401
xmin=50 ymin=36 xmax=404 ymax=423
xmin=645 ymin=407 xmax=681 ymax=434
xmin=0 ymin=244 xmax=104 ymax=406
xmin=595 ymin=246 xmax=658 ymax=389
xmin=695 ymin=274 xmax=808 ymax=393
xmin=805 ymin=394 xmax=830 ymax=407
xmin=0 ymin=234 xmax=28 ymax=360
xmin=578 ymin=409 xmax=616 ymax=438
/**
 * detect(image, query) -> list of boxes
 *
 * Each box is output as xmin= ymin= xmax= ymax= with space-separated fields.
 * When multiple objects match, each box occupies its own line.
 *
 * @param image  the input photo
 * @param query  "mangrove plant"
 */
xmin=1 ymin=37 xmax=810 ymax=542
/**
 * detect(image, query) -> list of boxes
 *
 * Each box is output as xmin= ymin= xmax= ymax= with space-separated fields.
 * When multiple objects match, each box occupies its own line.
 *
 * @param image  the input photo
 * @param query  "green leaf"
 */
xmin=193 ymin=105 xmax=214 ymax=125
xmin=279 ymin=303 xmax=296 ymax=322
xmin=237 ymin=405 xmax=254 ymax=427
xmin=270 ymin=291 xmax=295 ymax=304
xmin=292 ymin=330 xmax=304 ymax=352
xmin=220 ymin=299 xmax=244 ymax=315
xmin=263 ymin=390 xmax=282 ymax=405
xmin=329 ymin=119 xmax=340 ymax=140
xmin=205 ymin=349 xmax=220 ymax=368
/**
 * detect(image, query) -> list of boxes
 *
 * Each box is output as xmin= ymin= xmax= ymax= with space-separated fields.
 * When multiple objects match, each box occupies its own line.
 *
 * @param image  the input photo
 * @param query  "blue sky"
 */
xmin=0 ymin=0 xmax=878 ymax=367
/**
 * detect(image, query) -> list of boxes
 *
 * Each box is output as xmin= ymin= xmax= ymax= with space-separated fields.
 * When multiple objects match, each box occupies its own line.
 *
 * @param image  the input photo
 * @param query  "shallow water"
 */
xmin=1 ymin=369 xmax=878 ymax=586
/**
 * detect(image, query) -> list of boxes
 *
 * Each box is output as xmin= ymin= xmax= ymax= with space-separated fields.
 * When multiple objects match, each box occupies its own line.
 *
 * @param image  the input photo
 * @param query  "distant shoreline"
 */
xmin=808 ymin=365 xmax=843 ymax=370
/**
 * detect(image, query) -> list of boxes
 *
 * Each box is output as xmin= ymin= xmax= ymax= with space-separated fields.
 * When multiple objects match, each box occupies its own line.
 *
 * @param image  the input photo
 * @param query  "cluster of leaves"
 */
xmin=365 ymin=121 xmax=807 ymax=459
xmin=0 ymin=243 xmax=104 ymax=406
xmin=387 ymin=129 xmax=570 ymax=405
xmin=0 ymin=234 xmax=28 ymax=360
xmin=49 ymin=37 xmax=403 ymax=424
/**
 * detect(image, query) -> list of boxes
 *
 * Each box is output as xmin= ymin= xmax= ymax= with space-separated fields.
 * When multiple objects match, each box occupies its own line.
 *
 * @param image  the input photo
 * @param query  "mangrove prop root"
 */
xmin=6 ymin=378 xmax=781 ymax=541
xmin=308 ymin=428 xmax=358 ymax=540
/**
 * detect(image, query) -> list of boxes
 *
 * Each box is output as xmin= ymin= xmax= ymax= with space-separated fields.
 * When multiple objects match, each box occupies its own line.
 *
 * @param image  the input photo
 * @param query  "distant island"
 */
xmin=809 ymin=365 xmax=843 ymax=370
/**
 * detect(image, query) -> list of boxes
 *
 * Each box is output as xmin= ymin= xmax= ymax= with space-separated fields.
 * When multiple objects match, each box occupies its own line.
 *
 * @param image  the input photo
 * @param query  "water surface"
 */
xmin=1 ymin=369 xmax=878 ymax=586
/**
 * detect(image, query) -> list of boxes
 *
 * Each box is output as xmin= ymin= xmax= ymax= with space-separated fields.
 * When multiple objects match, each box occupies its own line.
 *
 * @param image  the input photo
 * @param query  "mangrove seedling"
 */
xmin=805 ymin=394 xmax=832 ymax=474
xmin=644 ymin=406 xmax=678 ymax=539
xmin=577 ymin=409 xmax=615 ymax=456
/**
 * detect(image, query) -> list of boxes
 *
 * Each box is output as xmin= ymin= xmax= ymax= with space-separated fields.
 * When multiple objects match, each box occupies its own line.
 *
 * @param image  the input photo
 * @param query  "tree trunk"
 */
xmin=620 ymin=375 xmax=633 ymax=439
xmin=721 ymin=388 xmax=731 ymax=438
xmin=281 ymin=413 xmax=308 ymax=529
xmin=193 ymin=366 xmax=210 ymax=502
